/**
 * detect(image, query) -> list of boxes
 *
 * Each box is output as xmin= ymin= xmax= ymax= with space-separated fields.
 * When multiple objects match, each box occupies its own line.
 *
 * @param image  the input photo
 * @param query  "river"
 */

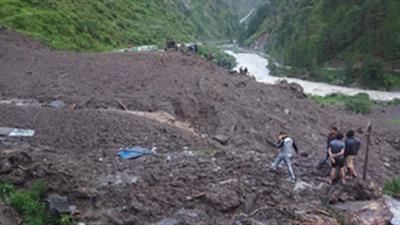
xmin=226 ymin=51 xmax=400 ymax=101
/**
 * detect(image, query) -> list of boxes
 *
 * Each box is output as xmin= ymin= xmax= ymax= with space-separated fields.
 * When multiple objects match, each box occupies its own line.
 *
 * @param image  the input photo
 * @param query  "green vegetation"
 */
xmin=310 ymin=93 xmax=375 ymax=114
xmin=243 ymin=0 xmax=400 ymax=90
xmin=197 ymin=45 xmax=236 ymax=69
xmin=390 ymin=118 xmax=400 ymax=126
xmin=0 ymin=0 xmax=239 ymax=51
xmin=0 ymin=181 xmax=76 ymax=225
xmin=384 ymin=176 xmax=400 ymax=197
xmin=386 ymin=98 xmax=400 ymax=106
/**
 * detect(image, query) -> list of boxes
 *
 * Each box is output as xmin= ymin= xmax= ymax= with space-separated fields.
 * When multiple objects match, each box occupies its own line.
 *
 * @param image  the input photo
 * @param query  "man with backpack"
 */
xmin=344 ymin=130 xmax=361 ymax=178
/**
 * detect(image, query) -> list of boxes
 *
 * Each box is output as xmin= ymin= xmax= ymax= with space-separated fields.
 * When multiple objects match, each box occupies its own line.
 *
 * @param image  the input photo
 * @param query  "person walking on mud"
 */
xmin=319 ymin=126 xmax=338 ymax=166
xmin=344 ymin=130 xmax=361 ymax=178
xmin=328 ymin=132 xmax=346 ymax=184
xmin=270 ymin=131 xmax=299 ymax=182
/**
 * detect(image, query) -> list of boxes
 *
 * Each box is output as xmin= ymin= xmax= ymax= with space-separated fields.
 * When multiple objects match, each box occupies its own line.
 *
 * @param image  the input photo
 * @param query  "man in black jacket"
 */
xmin=344 ymin=130 xmax=361 ymax=178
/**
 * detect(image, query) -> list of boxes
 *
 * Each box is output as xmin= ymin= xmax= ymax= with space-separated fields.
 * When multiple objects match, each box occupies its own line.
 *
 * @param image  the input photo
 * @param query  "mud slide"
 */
xmin=0 ymin=29 xmax=399 ymax=224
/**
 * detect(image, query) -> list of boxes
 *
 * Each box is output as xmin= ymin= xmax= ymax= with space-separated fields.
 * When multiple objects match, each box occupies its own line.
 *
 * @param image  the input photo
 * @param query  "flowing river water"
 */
xmin=226 ymin=50 xmax=400 ymax=101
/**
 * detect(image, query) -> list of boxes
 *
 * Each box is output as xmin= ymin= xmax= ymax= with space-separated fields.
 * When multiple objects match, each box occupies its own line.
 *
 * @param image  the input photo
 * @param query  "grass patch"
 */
xmin=384 ymin=176 xmax=400 ymax=197
xmin=193 ymin=148 xmax=217 ymax=158
xmin=197 ymin=45 xmax=236 ymax=69
xmin=0 ymin=181 xmax=76 ymax=225
xmin=386 ymin=98 xmax=400 ymax=106
xmin=389 ymin=118 xmax=400 ymax=126
xmin=309 ymin=93 xmax=376 ymax=115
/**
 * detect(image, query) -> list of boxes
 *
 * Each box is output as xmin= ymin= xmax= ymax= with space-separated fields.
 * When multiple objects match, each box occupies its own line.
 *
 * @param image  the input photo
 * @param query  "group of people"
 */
xmin=239 ymin=67 xmax=248 ymax=75
xmin=320 ymin=126 xmax=361 ymax=184
xmin=164 ymin=40 xmax=198 ymax=53
xmin=269 ymin=126 xmax=361 ymax=184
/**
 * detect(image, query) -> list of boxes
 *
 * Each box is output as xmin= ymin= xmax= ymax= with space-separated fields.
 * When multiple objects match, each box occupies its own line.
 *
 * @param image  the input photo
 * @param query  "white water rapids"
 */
xmin=226 ymin=51 xmax=400 ymax=101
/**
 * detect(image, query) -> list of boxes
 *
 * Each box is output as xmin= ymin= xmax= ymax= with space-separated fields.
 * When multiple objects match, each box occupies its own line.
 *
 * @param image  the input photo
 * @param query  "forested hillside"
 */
xmin=0 ymin=0 xmax=239 ymax=51
xmin=242 ymin=0 xmax=400 ymax=90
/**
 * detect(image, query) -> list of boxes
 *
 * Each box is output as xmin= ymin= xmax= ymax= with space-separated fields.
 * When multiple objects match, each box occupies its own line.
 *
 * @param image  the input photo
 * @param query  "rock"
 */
xmin=154 ymin=218 xmax=178 ymax=225
xmin=46 ymin=193 xmax=70 ymax=213
xmin=175 ymin=208 xmax=205 ymax=223
xmin=154 ymin=209 xmax=207 ymax=225
xmin=213 ymin=134 xmax=229 ymax=145
xmin=294 ymin=180 xmax=320 ymax=192
xmin=48 ymin=100 xmax=66 ymax=109
xmin=333 ymin=198 xmax=392 ymax=225
xmin=0 ymin=161 xmax=12 ymax=174
xmin=328 ymin=180 xmax=382 ymax=204
xmin=238 ymin=218 xmax=268 ymax=225
xmin=294 ymin=209 xmax=339 ymax=225
xmin=201 ymin=133 xmax=209 ymax=138
xmin=205 ymin=187 xmax=241 ymax=212
xmin=384 ymin=195 xmax=400 ymax=225
xmin=0 ymin=198 xmax=21 ymax=225
xmin=284 ymin=108 xmax=290 ymax=115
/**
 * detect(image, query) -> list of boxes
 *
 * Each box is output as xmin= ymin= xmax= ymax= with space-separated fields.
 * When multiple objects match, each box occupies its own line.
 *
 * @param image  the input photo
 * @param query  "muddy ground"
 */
xmin=0 ymin=28 xmax=399 ymax=225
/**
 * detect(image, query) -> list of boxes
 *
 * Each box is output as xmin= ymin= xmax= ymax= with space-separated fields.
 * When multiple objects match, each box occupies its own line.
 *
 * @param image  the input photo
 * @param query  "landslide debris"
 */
xmin=0 ymin=29 xmax=399 ymax=225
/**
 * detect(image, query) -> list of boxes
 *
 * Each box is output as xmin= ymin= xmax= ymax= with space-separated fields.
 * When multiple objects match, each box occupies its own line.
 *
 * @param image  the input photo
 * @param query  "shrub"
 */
xmin=0 ymin=181 xmax=77 ymax=225
xmin=384 ymin=176 xmax=400 ymax=197
xmin=344 ymin=93 xmax=374 ymax=114
xmin=386 ymin=98 xmax=400 ymax=106
xmin=309 ymin=92 xmax=375 ymax=114
xmin=197 ymin=45 xmax=236 ymax=69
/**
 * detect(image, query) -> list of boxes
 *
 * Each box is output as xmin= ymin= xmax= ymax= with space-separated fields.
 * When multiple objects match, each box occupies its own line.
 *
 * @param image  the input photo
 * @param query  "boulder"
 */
xmin=333 ymin=198 xmax=392 ymax=225
xmin=205 ymin=186 xmax=241 ymax=212
xmin=213 ymin=134 xmax=230 ymax=145
xmin=48 ymin=100 xmax=66 ymax=109
xmin=327 ymin=180 xmax=382 ymax=204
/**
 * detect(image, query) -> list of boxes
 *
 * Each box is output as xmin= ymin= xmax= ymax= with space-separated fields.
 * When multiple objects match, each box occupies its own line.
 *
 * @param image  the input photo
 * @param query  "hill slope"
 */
xmin=0 ymin=0 xmax=239 ymax=51
xmin=1 ymin=29 xmax=399 ymax=224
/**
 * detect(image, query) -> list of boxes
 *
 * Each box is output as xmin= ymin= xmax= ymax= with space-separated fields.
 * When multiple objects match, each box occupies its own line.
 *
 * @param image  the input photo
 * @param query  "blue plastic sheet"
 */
xmin=118 ymin=146 xmax=152 ymax=159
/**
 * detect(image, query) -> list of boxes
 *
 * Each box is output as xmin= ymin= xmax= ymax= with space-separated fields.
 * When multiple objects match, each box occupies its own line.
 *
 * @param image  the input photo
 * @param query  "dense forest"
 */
xmin=0 ymin=0 xmax=239 ymax=51
xmin=242 ymin=0 xmax=400 ymax=90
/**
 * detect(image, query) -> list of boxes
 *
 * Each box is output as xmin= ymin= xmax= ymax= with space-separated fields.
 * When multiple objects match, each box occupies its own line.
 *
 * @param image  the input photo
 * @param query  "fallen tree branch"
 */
xmin=116 ymin=99 xmax=128 ymax=111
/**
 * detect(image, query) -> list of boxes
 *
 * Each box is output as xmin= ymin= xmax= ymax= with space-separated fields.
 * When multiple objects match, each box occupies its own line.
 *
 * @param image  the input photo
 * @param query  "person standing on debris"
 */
xmin=270 ymin=131 xmax=299 ymax=182
xmin=344 ymin=130 xmax=361 ymax=178
xmin=319 ymin=126 xmax=338 ymax=166
xmin=328 ymin=132 xmax=346 ymax=184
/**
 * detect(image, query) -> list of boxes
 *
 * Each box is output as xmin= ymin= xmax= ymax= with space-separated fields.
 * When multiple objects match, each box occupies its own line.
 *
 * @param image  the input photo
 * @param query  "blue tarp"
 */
xmin=118 ymin=146 xmax=152 ymax=159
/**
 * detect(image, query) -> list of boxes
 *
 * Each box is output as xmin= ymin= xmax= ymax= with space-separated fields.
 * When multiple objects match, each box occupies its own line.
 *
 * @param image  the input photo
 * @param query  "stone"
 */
xmin=48 ymin=100 xmax=66 ymax=109
xmin=333 ymin=198 xmax=392 ymax=225
xmin=205 ymin=187 xmax=241 ymax=212
xmin=46 ymin=193 xmax=70 ymax=213
xmin=154 ymin=218 xmax=178 ymax=225
xmin=213 ymin=134 xmax=230 ymax=145
xmin=294 ymin=210 xmax=339 ymax=225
